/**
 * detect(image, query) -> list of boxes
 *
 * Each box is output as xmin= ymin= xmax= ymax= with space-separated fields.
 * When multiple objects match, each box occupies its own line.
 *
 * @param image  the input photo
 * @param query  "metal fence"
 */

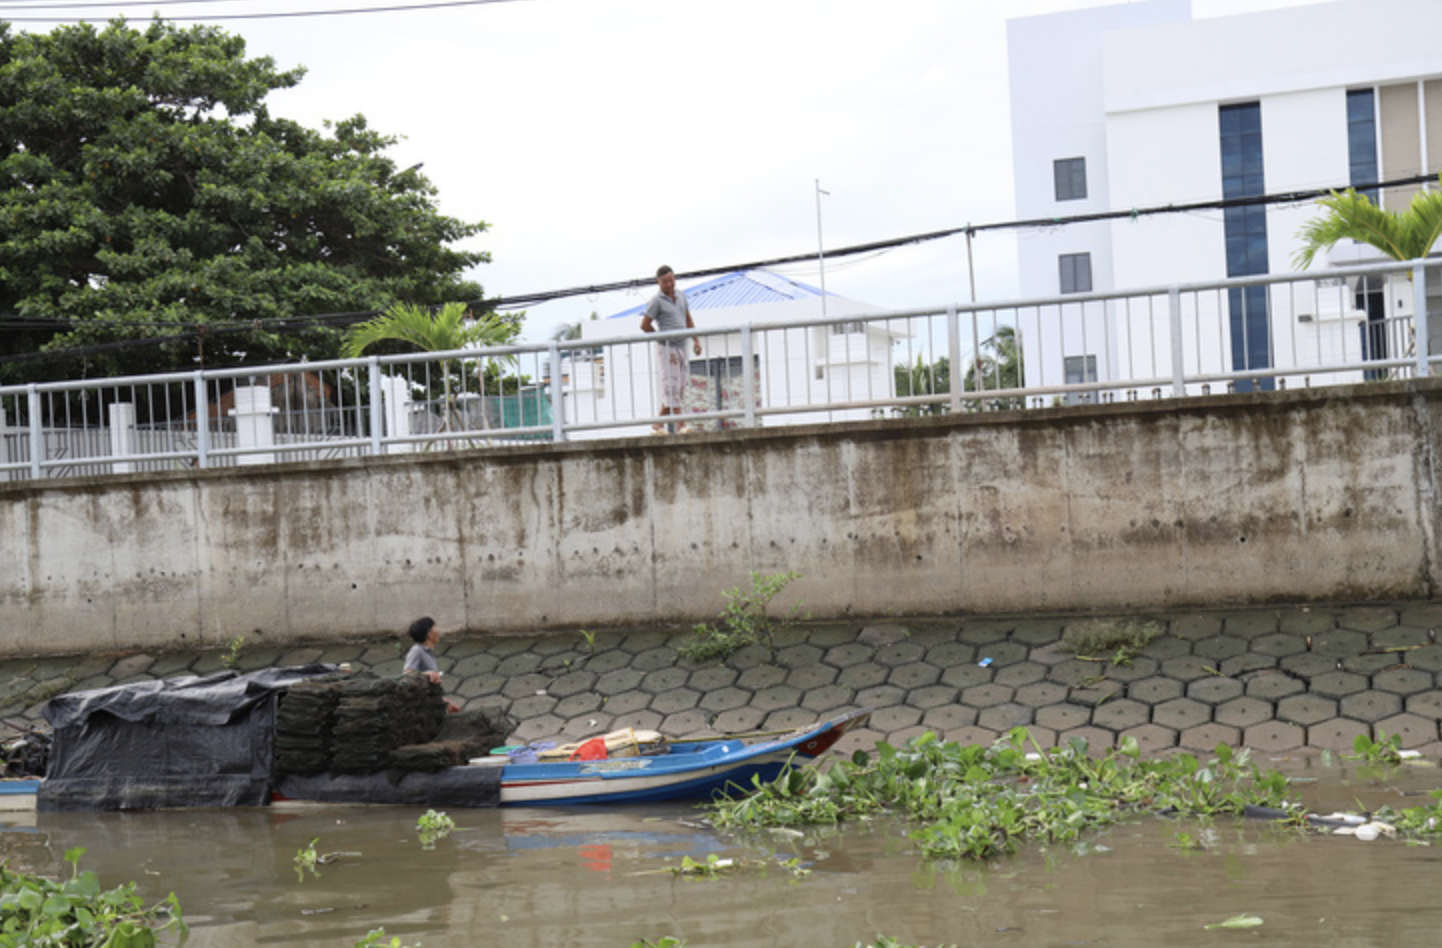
xmin=3 ymin=259 xmax=1438 ymax=483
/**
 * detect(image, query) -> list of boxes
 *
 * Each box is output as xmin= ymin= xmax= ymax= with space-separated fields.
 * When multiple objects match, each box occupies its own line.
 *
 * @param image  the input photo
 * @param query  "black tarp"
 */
xmin=272 ymin=766 xmax=503 ymax=807
xmin=39 ymin=666 xmax=335 ymax=812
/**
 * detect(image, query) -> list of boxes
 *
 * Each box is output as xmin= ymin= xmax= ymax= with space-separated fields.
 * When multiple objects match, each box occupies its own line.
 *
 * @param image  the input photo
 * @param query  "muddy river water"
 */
xmin=2 ymin=758 xmax=1440 ymax=948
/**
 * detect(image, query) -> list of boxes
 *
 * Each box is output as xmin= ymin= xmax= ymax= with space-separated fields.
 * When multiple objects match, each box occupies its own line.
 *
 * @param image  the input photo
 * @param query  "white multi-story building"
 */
xmin=1008 ymin=0 xmax=1442 ymax=395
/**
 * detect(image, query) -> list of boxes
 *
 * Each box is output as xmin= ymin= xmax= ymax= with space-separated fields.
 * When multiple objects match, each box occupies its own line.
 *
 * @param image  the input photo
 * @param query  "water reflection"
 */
xmin=0 ymin=761 xmax=1437 ymax=948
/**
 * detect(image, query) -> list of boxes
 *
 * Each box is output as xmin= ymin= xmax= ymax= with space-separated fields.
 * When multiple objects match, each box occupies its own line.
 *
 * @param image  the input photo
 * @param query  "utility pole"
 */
xmin=815 ymin=179 xmax=829 ymax=318
xmin=965 ymin=225 xmax=977 ymax=303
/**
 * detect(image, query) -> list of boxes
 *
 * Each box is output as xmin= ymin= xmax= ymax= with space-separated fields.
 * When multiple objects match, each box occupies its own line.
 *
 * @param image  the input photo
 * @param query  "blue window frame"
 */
xmin=1347 ymin=89 xmax=1379 ymax=203
xmin=1219 ymin=103 xmax=1273 ymax=391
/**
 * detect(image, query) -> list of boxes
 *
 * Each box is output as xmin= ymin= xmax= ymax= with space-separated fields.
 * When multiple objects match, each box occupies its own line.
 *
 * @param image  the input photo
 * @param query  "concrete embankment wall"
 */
xmin=1 ymin=379 xmax=1440 ymax=659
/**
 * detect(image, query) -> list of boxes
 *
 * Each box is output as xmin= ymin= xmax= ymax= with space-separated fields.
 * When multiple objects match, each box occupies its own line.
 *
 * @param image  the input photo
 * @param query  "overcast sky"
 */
xmin=7 ymin=0 xmax=1322 ymax=340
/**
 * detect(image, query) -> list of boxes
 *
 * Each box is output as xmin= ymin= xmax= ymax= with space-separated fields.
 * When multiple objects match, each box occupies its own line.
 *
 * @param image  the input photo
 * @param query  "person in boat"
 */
xmin=403 ymin=616 xmax=460 ymax=713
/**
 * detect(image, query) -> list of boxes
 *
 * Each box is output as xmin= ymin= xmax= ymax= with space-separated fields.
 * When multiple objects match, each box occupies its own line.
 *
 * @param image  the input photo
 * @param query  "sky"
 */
xmin=5 ymin=0 xmax=1323 ymax=342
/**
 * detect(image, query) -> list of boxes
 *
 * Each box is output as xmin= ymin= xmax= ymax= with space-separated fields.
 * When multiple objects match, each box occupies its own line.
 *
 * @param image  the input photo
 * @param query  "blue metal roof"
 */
xmin=607 ymin=269 xmax=825 ymax=319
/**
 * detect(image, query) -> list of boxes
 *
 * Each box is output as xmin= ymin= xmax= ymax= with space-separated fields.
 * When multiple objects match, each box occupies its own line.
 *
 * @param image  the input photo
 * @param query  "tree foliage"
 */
xmin=343 ymin=301 xmax=521 ymax=433
xmin=1293 ymin=176 xmax=1442 ymax=269
xmin=340 ymin=302 xmax=516 ymax=360
xmin=0 ymin=18 xmax=489 ymax=382
xmin=893 ymin=354 xmax=950 ymax=416
xmin=892 ymin=325 xmax=1023 ymax=416
xmin=964 ymin=323 xmax=1023 ymax=405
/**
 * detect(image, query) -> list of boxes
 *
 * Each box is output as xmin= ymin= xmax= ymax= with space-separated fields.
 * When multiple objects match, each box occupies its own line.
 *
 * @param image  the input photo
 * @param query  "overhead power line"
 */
xmin=1 ymin=172 xmax=1434 ymax=367
xmin=0 ymin=0 xmax=529 ymax=21
xmin=480 ymin=171 xmax=1439 ymax=310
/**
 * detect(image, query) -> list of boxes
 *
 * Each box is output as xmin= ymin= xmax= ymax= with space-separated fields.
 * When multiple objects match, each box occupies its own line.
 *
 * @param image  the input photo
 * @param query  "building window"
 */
xmin=1064 ymin=354 xmax=1097 ymax=405
xmin=1054 ymin=157 xmax=1087 ymax=201
xmin=1219 ymin=102 xmax=1273 ymax=389
xmin=829 ymin=322 xmax=865 ymax=335
xmin=1059 ymin=253 xmax=1092 ymax=294
xmin=1347 ymin=88 xmax=1379 ymax=203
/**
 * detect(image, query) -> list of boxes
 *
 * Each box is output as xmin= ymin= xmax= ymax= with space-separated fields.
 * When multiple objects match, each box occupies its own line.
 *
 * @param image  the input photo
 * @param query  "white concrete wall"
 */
xmin=2 ymin=380 xmax=1440 ymax=658
xmin=1104 ymin=0 xmax=1442 ymax=115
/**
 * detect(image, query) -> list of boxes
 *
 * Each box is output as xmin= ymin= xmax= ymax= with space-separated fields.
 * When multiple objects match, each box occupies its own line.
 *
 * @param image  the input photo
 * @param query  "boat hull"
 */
xmin=498 ymin=709 xmax=870 ymax=806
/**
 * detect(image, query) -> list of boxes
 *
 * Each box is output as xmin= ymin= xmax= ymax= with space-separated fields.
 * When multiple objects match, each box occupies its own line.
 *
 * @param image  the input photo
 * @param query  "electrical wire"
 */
xmin=0 ymin=0 xmax=265 ymax=8
xmin=0 ymin=0 xmax=530 ymax=22
xmin=2 ymin=171 xmax=1435 ymax=367
xmin=479 ymin=171 xmax=1439 ymax=310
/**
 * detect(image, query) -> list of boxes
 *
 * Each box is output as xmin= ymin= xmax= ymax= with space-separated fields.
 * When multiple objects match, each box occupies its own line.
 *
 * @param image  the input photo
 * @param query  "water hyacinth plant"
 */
xmin=416 ymin=809 xmax=456 ymax=850
xmin=709 ymin=729 xmax=1295 ymax=860
xmin=0 ymin=847 xmax=188 ymax=947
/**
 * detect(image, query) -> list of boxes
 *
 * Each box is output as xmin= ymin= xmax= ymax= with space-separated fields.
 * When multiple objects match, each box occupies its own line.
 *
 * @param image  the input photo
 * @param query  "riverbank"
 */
xmin=5 ymin=601 xmax=1442 ymax=759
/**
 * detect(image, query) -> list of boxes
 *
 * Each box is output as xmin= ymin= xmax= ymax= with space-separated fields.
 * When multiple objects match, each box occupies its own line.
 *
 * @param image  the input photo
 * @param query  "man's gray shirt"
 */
xmin=404 ymin=643 xmax=439 ymax=675
xmin=643 ymin=291 xmax=691 ymax=344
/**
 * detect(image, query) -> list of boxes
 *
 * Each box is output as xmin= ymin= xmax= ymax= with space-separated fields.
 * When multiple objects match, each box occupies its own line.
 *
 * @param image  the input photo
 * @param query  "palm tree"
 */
xmin=342 ymin=302 xmax=519 ymax=435
xmin=1294 ymin=178 xmax=1442 ymax=377
xmin=893 ymin=354 xmax=950 ymax=416
xmin=1293 ymin=176 xmax=1442 ymax=269
xmin=965 ymin=324 xmax=1024 ymax=409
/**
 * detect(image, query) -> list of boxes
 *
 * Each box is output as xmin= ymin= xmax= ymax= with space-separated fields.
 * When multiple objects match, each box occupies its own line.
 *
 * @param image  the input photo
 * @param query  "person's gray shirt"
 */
xmin=404 ymin=643 xmax=439 ymax=675
xmin=643 ymin=290 xmax=691 ymax=343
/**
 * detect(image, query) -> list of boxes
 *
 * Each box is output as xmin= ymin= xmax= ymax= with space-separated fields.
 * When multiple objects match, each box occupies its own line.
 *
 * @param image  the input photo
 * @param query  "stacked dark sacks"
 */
xmin=390 ymin=708 xmax=518 ymax=771
xmin=330 ymin=676 xmax=446 ymax=775
xmin=272 ymin=675 xmax=349 ymax=776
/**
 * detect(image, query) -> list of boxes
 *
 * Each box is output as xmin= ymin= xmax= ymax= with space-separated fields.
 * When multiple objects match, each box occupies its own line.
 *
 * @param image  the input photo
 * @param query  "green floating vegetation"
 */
xmin=1345 ymin=729 xmax=1405 ymax=766
xmin=416 ymin=809 xmax=456 ymax=850
xmin=0 ymin=847 xmax=188 ymax=948
xmin=637 ymin=853 xmax=811 ymax=880
xmin=1204 ymin=914 xmax=1264 ymax=930
xmin=709 ymin=728 xmax=1296 ymax=860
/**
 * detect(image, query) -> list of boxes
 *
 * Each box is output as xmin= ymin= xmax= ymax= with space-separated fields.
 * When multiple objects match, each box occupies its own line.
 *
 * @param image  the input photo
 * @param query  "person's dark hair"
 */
xmin=408 ymin=616 xmax=436 ymax=644
xmin=656 ymin=265 xmax=673 ymax=278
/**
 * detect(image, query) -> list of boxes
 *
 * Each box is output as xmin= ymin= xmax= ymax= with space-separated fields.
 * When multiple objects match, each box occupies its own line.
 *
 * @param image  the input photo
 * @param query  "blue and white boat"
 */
xmin=495 ymin=709 xmax=871 ymax=805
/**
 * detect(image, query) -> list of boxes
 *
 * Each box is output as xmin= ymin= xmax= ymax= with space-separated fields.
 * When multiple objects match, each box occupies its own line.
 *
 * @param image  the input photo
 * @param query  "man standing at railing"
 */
xmin=639 ymin=265 xmax=702 ymax=434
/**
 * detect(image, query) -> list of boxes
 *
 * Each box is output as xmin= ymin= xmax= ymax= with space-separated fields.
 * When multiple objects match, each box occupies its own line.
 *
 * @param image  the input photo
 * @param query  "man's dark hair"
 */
xmin=408 ymin=616 xmax=436 ymax=644
xmin=656 ymin=265 xmax=673 ymax=278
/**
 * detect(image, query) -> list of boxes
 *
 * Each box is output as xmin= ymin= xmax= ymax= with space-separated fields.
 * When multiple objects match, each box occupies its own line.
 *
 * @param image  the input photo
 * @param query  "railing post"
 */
xmin=27 ymin=385 xmax=42 ymax=481
xmin=230 ymin=381 xmax=277 ymax=466
xmin=194 ymin=372 xmax=210 ymax=469
xmin=1169 ymin=286 xmax=1185 ymax=397
xmin=1415 ymin=262 xmax=1431 ymax=378
xmin=741 ymin=325 xmax=757 ymax=428
xmin=548 ymin=342 xmax=566 ymax=442
xmin=108 ymin=403 xmax=137 ymax=474
xmin=368 ymin=357 xmax=385 ymax=456
xmin=946 ymin=307 xmax=962 ymax=413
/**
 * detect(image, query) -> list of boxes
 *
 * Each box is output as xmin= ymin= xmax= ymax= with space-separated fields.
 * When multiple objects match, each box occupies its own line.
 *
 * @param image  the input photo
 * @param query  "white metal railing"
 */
xmin=2 ymin=259 xmax=1438 ymax=482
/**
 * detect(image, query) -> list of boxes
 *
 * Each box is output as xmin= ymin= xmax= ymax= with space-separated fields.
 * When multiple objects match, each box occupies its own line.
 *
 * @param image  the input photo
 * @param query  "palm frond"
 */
xmin=1293 ymin=190 xmax=1406 ymax=269
xmin=1400 ymin=186 xmax=1442 ymax=262
xmin=1294 ymin=176 xmax=1442 ymax=269
xmin=341 ymin=302 xmax=517 ymax=357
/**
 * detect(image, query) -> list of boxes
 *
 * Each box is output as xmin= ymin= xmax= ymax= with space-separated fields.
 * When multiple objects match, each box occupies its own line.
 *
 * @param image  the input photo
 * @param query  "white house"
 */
xmin=556 ymin=269 xmax=902 ymax=437
xmin=1008 ymin=0 xmax=1442 ymax=395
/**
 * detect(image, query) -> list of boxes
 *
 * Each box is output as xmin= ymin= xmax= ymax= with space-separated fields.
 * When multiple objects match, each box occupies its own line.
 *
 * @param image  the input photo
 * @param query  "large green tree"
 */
xmin=0 ymin=18 xmax=488 ymax=382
